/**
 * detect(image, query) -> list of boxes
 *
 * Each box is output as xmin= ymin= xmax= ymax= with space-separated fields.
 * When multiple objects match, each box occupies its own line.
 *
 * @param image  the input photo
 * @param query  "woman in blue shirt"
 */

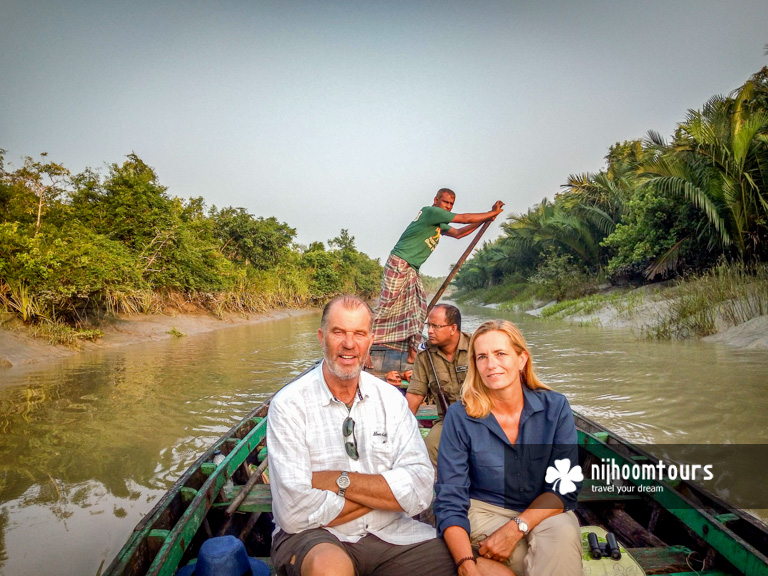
xmin=434 ymin=320 xmax=583 ymax=576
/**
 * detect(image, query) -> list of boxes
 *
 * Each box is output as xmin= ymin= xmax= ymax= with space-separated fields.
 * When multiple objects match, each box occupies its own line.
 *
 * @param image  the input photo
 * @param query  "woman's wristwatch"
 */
xmin=513 ymin=516 xmax=530 ymax=535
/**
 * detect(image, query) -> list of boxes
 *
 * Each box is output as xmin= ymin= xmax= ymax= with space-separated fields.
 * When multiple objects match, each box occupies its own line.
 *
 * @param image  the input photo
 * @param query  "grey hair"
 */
xmin=320 ymin=295 xmax=373 ymax=332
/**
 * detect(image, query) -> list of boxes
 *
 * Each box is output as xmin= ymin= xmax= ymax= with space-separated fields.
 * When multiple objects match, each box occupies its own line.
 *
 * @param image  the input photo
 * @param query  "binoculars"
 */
xmin=587 ymin=532 xmax=621 ymax=560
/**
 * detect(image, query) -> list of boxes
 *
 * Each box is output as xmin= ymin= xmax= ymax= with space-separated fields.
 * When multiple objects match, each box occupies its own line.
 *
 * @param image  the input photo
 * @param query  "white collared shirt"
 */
xmin=267 ymin=362 xmax=437 ymax=544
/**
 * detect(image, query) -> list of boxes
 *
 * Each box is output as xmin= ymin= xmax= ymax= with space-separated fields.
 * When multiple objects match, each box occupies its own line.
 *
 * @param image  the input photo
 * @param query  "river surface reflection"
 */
xmin=0 ymin=305 xmax=766 ymax=576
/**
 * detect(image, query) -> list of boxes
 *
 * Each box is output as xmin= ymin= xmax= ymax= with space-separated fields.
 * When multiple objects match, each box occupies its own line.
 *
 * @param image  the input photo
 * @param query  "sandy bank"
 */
xmin=522 ymin=286 xmax=768 ymax=350
xmin=702 ymin=315 xmax=768 ymax=349
xmin=0 ymin=307 xmax=319 ymax=369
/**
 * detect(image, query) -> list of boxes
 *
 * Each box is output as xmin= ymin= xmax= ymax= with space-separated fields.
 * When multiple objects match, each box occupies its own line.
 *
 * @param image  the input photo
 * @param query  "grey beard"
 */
xmin=323 ymin=342 xmax=363 ymax=381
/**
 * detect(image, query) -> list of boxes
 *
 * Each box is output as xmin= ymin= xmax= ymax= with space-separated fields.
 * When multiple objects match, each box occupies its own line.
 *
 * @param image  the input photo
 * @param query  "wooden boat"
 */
xmin=368 ymin=343 xmax=415 ymax=374
xmin=103 ymin=366 xmax=768 ymax=576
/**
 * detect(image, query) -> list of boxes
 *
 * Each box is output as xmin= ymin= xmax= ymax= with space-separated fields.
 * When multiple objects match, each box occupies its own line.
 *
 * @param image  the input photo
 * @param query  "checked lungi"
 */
xmin=372 ymin=253 xmax=426 ymax=351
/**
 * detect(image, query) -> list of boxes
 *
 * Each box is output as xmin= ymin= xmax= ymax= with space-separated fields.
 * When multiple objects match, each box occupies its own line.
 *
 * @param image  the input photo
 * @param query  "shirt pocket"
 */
xmin=469 ymin=451 xmax=505 ymax=487
xmin=456 ymin=365 xmax=468 ymax=386
xmin=524 ymin=445 xmax=550 ymax=462
xmin=368 ymin=435 xmax=393 ymax=473
xmin=470 ymin=451 xmax=502 ymax=468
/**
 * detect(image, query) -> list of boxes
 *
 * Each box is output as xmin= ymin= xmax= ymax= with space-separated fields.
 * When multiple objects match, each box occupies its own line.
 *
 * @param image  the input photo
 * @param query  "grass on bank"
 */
xmin=455 ymin=272 xmax=612 ymax=314
xmin=538 ymin=293 xmax=617 ymax=319
xmin=646 ymin=262 xmax=768 ymax=340
xmin=28 ymin=320 xmax=104 ymax=346
xmin=453 ymin=261 xmax=768 ymax=342
xmin=535 ymin=289 xmax=649 ymax=321
xmin=455 ymin=282 xmax=552 ymax=311
xmin=0 ymin=267 xmax=334 ymax=348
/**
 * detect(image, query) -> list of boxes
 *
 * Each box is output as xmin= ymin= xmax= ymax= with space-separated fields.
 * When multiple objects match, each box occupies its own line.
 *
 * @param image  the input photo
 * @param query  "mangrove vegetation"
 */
xmin=454 ymin=65 xmax=768 ymax=339
xmin=0 ymin=153 xmax=382 ymax=343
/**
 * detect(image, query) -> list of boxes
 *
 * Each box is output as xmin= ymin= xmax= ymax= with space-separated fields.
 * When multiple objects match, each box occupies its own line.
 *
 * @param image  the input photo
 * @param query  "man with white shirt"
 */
xmin=267 ymin=295 xmax=456 ymax=576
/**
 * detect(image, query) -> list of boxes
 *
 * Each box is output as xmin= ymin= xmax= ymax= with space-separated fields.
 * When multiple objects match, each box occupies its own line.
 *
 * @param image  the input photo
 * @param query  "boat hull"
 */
xmin=104 ymin=371 xmax=768 ymax=576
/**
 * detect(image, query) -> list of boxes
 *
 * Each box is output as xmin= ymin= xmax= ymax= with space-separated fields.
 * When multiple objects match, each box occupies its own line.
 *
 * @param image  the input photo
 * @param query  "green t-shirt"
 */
xmin=391 ymin=205 xmax=456 ymax=270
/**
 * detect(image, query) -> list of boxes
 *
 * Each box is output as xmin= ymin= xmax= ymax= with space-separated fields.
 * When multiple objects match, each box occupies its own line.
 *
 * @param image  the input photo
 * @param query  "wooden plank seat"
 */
xmin=213 ymin=484 xmax=273 ymax=513
xmin=415 ymin=405 xmax=439 ymax=420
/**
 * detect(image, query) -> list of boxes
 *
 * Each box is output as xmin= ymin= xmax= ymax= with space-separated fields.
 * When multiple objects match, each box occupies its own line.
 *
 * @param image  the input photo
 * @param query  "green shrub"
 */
xmin=1 ymin=152 xmax=384 ymax=332
xmin=528 ymin=251 xmax=594 ymax=301
xmin=0 ymin=222 xmax=142 ymax=320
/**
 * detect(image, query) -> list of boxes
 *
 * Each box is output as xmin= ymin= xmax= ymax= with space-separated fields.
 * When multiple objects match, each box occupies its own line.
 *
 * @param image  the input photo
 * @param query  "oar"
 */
xmin=426 ymin=219 xmax=493 ymax=313
xmin=225 ymin=455 xmax=269 ymax=516
xmin=216 ymin=455 xmax=270 ymax=536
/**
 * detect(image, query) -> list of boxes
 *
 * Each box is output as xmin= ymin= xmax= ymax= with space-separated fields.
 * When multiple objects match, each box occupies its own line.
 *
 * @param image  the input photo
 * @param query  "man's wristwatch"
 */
xmin=336 ymin=471 xmax=350 ymax=497
xmin=513 ymin=516 xmax=530 ymax=536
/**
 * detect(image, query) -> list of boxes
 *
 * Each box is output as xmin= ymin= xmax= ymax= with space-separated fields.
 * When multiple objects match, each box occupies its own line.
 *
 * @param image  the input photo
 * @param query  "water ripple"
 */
xmin=1 ymin=307 xmax=767 ymax=576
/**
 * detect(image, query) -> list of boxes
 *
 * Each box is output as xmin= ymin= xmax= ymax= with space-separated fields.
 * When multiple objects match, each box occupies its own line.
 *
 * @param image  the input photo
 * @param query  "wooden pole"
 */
xmin=427 ymin=220 xmax=493 ymax=313
xmin=225 ymin=456 xmax=269 ymax=516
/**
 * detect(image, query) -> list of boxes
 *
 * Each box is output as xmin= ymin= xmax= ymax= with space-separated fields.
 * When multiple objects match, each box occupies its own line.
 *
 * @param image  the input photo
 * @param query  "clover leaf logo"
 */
xmin=545 ymin=458 xmax=584 ymax=495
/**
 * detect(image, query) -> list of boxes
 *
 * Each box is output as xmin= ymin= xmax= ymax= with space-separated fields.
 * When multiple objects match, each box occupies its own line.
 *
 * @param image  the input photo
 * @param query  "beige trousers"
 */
xmin=468 ymin=499 xmax=582 ymax=576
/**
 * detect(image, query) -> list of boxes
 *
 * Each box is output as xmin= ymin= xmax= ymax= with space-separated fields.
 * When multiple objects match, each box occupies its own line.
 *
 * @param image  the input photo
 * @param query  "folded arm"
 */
xmin=314 ymin=394 xmax=435 ymax=517
xmin=312 ymin=470 xmax=403 ymax=511
xmin=378 ymin=396 xmax=437 ymax=516
xmin=325 ymin=499 xmax=373 ymax=527
xmin=267 ymin=399 xmax=347 ymax=532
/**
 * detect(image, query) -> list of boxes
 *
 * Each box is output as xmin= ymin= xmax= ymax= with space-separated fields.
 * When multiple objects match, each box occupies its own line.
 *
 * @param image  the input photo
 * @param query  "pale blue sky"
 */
xmin=2 ymin=1 xmax=767 ymax=275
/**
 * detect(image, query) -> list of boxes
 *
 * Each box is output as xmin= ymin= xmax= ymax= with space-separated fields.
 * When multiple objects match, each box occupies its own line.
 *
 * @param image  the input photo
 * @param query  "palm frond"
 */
xmin=573 ymin=203 xmax=616 ymax=236
xmin=645 ymin=236 xmax=689 ymax=279
xmin=644 ymin=130 xmax=668 ymax=148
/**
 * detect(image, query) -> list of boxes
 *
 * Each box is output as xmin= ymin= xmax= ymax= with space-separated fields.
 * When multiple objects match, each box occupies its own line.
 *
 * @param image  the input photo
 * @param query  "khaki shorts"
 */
xmin=271 ymin=528 xmax=455 ymax=576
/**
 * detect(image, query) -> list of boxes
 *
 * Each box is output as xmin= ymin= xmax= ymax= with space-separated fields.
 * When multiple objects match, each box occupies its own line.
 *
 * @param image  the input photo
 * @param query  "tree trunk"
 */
xmin=35 ymin=184 xmax=44 ymax=236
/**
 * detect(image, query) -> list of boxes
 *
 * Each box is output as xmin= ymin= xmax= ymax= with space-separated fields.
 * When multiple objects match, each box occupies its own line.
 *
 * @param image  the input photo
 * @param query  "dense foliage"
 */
xmin=455 ymin=66 xmax=768 ymax=300
xmin=0 ymin=153 xmax=382 ymax=329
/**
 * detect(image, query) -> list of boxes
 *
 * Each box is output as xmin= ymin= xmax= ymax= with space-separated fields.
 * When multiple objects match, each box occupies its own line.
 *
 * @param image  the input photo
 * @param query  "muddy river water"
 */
xmin=1 ymin=304 xmax=766 ymax=576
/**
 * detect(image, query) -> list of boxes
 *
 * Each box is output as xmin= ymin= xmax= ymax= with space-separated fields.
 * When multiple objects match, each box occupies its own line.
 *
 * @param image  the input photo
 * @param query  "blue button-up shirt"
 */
xmin=434 ymin=385 xmax=580 ymax=537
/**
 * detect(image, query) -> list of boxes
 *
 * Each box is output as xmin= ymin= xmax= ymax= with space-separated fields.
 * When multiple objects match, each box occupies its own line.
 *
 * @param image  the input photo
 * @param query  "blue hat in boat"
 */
xmin=176 ymin=536 xmax=270 ymax=576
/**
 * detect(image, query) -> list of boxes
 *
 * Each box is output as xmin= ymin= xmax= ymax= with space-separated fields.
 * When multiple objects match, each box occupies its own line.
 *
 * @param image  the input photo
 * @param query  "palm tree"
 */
xmin=501 ymin=198 xmax=607 ymax=272
xmin=452 ymin=241 xmax=509 ymax=290
xmin=563 ymin=139 xmax=646 ymax=226
xmin=641 ymin=84 xmax=768 ymax=261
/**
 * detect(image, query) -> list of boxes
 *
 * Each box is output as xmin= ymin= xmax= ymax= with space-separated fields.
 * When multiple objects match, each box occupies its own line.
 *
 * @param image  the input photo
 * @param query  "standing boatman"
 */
xmin=371 ymin=188 xmax=503 ymax=363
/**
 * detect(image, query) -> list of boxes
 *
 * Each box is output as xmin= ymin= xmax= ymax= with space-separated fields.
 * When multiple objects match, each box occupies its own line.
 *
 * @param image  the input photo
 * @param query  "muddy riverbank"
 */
xmin=0 ymin=307 xmax=318 ymax=370
xmin=504 ymin=283 xmax=768 ymax=350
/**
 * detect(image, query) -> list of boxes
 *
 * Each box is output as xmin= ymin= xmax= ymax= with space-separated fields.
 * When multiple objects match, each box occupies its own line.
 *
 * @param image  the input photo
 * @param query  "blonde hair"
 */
xmin=461 ymin=320 xmax=551 ymax=418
